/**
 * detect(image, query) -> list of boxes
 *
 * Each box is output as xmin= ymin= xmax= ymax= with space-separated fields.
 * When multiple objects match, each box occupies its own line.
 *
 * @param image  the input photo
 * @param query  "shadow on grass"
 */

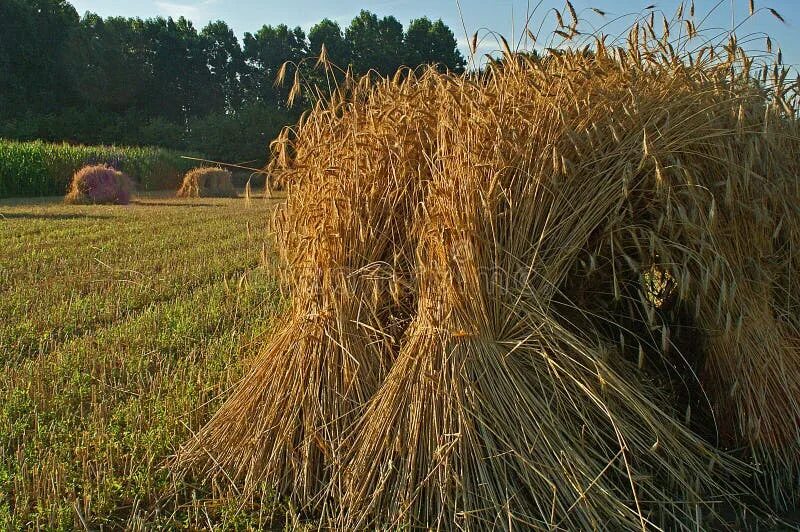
xmin=132 ymin=200 xmax=226 ymax=207
xmin=0 ymin=212 xmax=113 ymax=221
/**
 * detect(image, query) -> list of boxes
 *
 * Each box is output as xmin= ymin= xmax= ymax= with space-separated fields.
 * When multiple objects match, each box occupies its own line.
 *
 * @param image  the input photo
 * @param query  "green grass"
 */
xmin=0 ymin=193 xmax=290 ymax=530
xmin=1 ymin=195 xmax=797 ymax=531
xmin=0 ymin=140 xmax=202 ymax=198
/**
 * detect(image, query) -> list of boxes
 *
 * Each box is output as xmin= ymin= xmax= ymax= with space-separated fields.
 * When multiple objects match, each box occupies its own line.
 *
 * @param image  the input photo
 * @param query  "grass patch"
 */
xmin=0 ymin=193 xmax=288 ymax=529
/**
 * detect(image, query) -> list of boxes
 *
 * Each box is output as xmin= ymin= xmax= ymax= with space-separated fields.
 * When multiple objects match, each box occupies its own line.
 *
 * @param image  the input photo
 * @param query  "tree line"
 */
xmin=0 ymin=0 xmax=465 ymax=164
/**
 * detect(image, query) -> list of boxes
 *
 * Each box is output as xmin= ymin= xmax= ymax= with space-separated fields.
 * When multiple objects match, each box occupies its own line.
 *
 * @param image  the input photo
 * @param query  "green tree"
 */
xmin=309 ymin=18 xmax=350 ymax=67
xmin=404 ymin=17 xmax=465 ymax=72
xmin=201 ymin=20 xmax=245 ymax=111
xmin=73 ymin=14 xmax=151 ymax=113
xmin=187 ymin=102 xmax=295 ymax=165
xmin=0 ymin=0 xmax=81 ymax=117
xmin=243 ymin=24 xmax=308 ymax=105
xmin=345 ymin=10 xmax=404 ymax=76
xmin=140 ymin=117 xmax=187 ymax=149
xmin=141 ymin=17 xmax=216 ymax=122
xmin=0 ymin=2 xmax=475 ymax=159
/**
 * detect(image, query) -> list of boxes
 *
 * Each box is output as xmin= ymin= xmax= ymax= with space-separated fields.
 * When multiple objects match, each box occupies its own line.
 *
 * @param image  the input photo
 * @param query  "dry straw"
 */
xmin=180 ymin=1 xmax=799 ymax=528
xmin=177 ymin=167 xmax=237 ymax=198
xmin=64 ymin=164 xmax=133 ymax=205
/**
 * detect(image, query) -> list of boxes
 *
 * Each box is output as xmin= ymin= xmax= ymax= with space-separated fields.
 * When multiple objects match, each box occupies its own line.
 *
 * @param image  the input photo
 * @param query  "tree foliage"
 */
xmin=404 ymin=17 xmax=465 ymax=72
xmin=243 ymin=24 xmax=308 ymax=104
xmin=0 ymin=3 xmax=466 ymax=163
xmin=346 ymin=10 xmax=405 ymax=75
xmin=309 ymin=19 xmax=351 ymax=67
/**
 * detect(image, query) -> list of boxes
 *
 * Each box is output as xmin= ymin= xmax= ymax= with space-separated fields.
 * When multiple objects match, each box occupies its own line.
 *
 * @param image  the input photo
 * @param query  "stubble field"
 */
xmin=0 ymin=193 xmax=287 ymax=530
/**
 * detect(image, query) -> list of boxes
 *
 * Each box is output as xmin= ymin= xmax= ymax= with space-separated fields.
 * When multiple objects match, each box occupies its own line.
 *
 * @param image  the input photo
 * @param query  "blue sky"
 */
xmin=68 ymin=1 xmax=800 ymax=68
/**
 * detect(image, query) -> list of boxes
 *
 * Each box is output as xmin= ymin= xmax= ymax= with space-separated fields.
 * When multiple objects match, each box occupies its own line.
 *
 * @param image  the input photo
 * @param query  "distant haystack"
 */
xmin=177 ymin=167 xmax=237 ymax=198
xmin=65 ymin=165 xmax=133 ymax=205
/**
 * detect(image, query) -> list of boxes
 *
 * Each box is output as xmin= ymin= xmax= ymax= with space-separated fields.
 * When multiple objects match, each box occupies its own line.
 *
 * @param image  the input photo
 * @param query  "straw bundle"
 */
xmin=181 ymin=7 xmax=800 ymax=528
xmin=177 ymin=167 xmax=237 ymax=198
xmin=180 ymin=73 xmax=445 ymax=502
xmin=64 ymin=164 xmax=133 ymax=205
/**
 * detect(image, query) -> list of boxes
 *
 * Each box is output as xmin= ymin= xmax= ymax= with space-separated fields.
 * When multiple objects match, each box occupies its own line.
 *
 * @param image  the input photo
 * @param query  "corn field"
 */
xmin=0 ymin=139 xmax=200 ymax=198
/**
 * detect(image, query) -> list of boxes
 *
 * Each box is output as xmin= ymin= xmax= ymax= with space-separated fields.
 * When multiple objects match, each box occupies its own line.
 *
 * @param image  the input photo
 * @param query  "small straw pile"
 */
xmin=65 ymin=164 xmax=133 ymax=205
xmin=181 ymin=3 xmax=800 ymax=528
xmin=177 ymin=167 xmax=237 ymax=198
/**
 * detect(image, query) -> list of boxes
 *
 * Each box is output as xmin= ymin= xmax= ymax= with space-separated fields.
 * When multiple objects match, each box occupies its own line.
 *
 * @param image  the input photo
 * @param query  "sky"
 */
xmin=67 ymin=0 xmax=800 ymax=69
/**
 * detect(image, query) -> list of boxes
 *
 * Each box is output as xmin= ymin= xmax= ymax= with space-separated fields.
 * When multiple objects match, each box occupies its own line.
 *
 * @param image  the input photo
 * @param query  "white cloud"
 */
xmin=458 ymin=36 xmax=501 ymax=55
xmin=154 ymin=0 xmax=218 ymax=20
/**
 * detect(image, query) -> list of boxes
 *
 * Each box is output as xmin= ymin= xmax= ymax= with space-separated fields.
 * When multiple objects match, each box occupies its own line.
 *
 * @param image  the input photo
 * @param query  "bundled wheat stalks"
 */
xmin=65 ymin=164 xmax=133 ymax=205
xmin=177 ymin=167 xmax=237 ymax=198
xmin=179 ymin=72 xmax=443 ymax=502
xmin=180 ymin=3 xmax=800 ymax=528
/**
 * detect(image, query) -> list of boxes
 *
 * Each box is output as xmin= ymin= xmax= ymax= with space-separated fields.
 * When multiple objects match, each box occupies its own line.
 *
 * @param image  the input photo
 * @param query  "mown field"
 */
xmin=0 ymin=193 xmax=290 ymax=530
